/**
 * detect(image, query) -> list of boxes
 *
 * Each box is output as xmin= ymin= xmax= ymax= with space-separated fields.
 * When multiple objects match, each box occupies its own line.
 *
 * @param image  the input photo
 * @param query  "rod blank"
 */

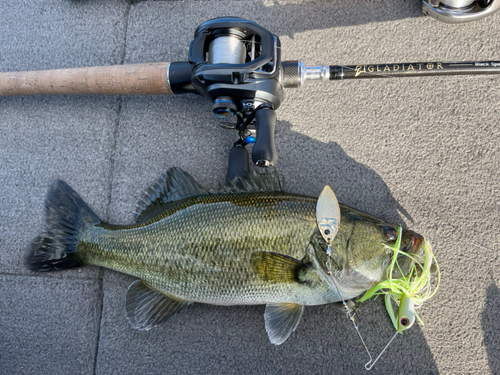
xmin=329 ymin=61 xmax=500 ymax=80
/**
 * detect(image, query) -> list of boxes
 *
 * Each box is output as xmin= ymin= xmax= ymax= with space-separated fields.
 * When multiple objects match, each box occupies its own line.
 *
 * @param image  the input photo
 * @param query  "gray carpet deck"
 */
xmin=0 ymin=1 xmax=498 ymax=374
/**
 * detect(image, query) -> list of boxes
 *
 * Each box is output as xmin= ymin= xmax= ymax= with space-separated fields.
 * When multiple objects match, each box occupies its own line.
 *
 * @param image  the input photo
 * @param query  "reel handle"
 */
xmin=252 ymin=108 xmax=277 ymax=167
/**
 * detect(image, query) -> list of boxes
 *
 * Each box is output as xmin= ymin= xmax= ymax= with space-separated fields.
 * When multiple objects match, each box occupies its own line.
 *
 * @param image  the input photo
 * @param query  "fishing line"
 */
xmin=471 ymin=243 xmax=497 ymax=252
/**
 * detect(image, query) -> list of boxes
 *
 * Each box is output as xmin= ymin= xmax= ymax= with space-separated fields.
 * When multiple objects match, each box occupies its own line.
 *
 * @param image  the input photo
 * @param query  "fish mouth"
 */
xmin=409 ymin=234 xmax=424 ymax=255
xmin=393 ymin=233 xmax=424 ymax=278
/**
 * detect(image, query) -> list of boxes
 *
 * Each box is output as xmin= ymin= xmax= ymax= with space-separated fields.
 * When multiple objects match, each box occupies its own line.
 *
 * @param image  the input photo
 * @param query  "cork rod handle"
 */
xmin=0 ymin=62 xmax=172 ymax=96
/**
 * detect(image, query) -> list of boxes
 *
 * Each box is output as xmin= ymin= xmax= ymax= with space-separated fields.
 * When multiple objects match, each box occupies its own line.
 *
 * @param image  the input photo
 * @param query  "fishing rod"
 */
xmin=1 ymin=17 xmax=499 ymax=181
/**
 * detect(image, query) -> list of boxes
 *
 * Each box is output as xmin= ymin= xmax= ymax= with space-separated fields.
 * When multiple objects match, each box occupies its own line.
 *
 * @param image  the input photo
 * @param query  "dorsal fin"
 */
xmin=134 ymin=167 xmax=208 ymax=223
xmin=219 ymin=167 xmax=283 ymax=194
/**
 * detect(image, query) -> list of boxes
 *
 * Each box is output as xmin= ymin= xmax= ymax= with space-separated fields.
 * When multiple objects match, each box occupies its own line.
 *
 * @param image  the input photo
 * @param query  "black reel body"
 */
xmin=188 ymin=17 xmax=283 ymax=176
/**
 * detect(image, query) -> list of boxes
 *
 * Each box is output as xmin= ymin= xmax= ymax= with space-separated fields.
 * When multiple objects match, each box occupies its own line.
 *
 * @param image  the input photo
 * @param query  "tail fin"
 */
xmin=26 ymin=180 xmax=101 ymax=272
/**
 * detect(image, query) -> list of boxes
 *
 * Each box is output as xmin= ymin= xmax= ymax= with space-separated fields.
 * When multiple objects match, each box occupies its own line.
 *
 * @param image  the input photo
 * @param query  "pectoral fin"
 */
xmin=250 ymin=251 xmax=308 ymax=283
xmin=264 ymin=303 xmax=305 ymax=345
xmin=125 ymin=280 xmax=189 ymax=331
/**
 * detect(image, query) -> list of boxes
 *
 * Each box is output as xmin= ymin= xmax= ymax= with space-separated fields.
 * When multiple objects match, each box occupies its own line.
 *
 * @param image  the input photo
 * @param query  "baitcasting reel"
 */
xmin=182 ymin=18 xmax=332 ymax=179
xmin=423 ymin=0 xmax=500 ymax=23
xmin=171 ymin=18 xmax=331 ymax=179
xmin=188 ymin=18 xmax=283 ymax=176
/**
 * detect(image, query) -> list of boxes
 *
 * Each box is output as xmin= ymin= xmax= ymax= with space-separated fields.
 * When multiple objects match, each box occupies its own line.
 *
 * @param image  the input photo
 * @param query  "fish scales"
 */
xmin=78 ymin=192 xmax=335 ymax=306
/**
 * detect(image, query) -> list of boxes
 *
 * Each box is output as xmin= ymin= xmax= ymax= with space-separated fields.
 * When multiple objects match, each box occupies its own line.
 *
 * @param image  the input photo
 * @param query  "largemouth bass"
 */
xmin=26 ymin=168 xmax=423 ymax=345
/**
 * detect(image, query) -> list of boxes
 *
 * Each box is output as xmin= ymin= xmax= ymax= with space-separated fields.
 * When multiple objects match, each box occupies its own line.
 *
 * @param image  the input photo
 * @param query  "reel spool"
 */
xmin=423 ymin=0 xmax=500 ymax=22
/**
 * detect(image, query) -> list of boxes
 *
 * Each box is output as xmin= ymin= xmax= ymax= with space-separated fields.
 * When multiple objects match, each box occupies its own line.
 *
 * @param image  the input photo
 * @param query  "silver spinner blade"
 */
xmin=316 ymin=185 xmax=341 ymax=245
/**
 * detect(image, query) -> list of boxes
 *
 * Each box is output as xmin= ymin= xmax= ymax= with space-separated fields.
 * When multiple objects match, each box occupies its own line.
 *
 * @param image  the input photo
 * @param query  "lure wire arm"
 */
xmin=365 ymin=332 xmax=399 ymax=370
xmin=325 ymin=244 xmax=374 ymax=370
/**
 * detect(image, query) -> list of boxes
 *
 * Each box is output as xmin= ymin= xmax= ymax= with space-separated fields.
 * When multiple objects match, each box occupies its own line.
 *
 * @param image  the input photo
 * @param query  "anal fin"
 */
xmin=125 ymin=280 xmax=189 ymax=331
xmin=264 ymin=303 xmax=305 ymax=345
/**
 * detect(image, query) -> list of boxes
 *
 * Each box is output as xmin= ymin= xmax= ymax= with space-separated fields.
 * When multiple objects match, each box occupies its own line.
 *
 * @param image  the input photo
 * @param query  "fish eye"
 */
xmin=400 ymin=318 xmax=409 ymax=326
xmin=384 ymin=228 xmax=398 ymax=241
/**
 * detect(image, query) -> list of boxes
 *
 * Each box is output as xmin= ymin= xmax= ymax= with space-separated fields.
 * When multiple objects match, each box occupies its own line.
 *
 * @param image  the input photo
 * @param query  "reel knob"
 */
xmin=213 ymin=96 xmax=237 ymax=118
